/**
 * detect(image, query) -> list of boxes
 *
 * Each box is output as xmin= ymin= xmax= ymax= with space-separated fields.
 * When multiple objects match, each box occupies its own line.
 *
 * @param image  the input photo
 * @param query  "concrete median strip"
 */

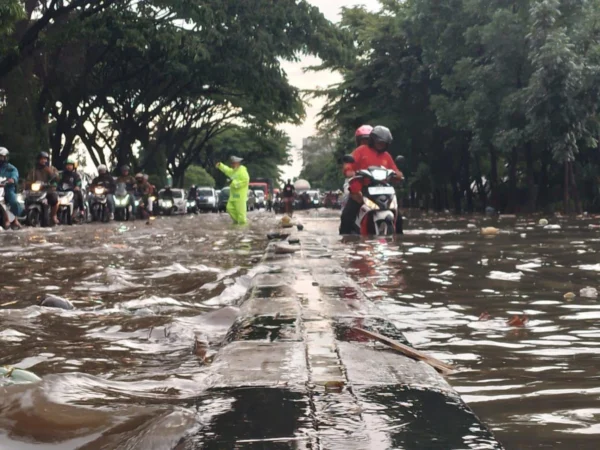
xmin=181 ymin=227 xmax=504 ymax=449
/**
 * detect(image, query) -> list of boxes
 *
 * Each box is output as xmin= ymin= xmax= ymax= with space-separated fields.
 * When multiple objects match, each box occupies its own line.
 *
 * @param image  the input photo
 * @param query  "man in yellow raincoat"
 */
xmin=216 ymin=156 xmax=250 ymax=225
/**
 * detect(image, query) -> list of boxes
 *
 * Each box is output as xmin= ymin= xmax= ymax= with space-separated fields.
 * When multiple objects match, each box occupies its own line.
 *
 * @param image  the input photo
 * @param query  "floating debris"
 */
xmin=506 ymin=315 xmax=529 ymax=327
xmin=539 ymin=218 xmax=549 ymax=226
xmin=0 ymin=366 xmax=42 ymax=385
xmin=563 ymin=292 xmax=576 ymax=301
xmin=481 ymin=227 xmax=499 ymax=236
xmin=39 ymin=294 xmax=74 ymax=310
xmin=580 ymin=287 xmax=598 ymax=298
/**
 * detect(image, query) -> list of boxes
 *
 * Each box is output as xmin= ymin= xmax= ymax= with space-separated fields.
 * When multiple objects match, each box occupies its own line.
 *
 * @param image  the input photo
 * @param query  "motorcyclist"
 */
xmin=339 ymin=125 xmax=403 ymax=235
xmin=91 ymin=164 xmax=116 ymax=219
xmin=134 ymin=173 xmax=151 ymax=218
xmin=58 ymin=157 xmax=85 ymax=218
xmin=116 ymin=165 xmax=137 ymax=214
xmin=188 ymin=184 xmax=198 ymax=202
xmin=342 ymin=125 xmax=373 ymax=211
xmin=26 ymin=152 xmax=59 ymax=225
xmin=0 ymin=147 xmax=22 ymax=228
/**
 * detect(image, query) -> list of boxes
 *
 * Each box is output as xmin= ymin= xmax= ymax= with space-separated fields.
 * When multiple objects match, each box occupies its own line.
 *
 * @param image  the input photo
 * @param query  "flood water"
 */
xmin=1 ymin=210 xmax=600 ymax=449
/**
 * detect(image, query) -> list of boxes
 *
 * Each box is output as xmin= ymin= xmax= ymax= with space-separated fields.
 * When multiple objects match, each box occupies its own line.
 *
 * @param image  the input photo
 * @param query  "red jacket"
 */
xmin=343 ymin=145 xmax=401 ymax=194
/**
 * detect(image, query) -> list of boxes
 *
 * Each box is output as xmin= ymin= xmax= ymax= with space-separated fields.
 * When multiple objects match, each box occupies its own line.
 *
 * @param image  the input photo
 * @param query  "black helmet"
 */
xmin=38 ymin=151 xmax=50 ymax=159
xmin=120 ymin=165 xmax=130 ymax=171
xmin=369 ymin=126 xmax=393 ymax=153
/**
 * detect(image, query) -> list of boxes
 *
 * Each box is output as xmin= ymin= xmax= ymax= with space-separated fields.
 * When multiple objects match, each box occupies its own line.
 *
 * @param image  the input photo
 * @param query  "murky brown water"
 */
xmin=1 ymin=210 xmax=600 ymax=449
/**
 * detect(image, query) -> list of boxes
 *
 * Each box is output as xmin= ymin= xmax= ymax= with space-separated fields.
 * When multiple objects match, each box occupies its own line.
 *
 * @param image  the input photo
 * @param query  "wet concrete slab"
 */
xmin=186 ymin=222 xmax=504 ymax=449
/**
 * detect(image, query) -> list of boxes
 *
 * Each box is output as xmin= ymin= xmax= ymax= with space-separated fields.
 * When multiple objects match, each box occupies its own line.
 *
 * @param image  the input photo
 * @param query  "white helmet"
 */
xmin=0 ymin=147 xmax=8 ymax=157
xmin=98 ymin=164 xmax=107 ymax=173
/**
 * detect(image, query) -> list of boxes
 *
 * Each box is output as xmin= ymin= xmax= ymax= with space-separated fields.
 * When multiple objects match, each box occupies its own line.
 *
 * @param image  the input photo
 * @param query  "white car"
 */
xmin=197 ymin=187 xmax=218 ymax=212
xmin=254 ymin=190 xmax=265 ymax=208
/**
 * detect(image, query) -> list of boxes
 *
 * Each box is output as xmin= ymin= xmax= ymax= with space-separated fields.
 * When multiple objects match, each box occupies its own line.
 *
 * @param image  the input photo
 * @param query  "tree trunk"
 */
xmin=569 ymin=161 xmax=582 ymax=214
xmin=506 ymin=148 xmax=518 ymax=213
xmin=525 ymin=142 xmax=537 ymax=213
xmin=564 ymin=160 xmax=570 ymax=214
xmin=489 ymin=147 xmax=498 ymax=209
xmin=473 ymin=156 xmax=487 ymax=210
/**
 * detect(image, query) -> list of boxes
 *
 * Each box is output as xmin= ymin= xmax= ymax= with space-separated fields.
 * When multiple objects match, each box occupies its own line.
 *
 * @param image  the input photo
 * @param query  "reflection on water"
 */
xmin=1 ymin=211 xmax=600 ymax=449
xmin=331 ymin=213 xmax=600 ymax=450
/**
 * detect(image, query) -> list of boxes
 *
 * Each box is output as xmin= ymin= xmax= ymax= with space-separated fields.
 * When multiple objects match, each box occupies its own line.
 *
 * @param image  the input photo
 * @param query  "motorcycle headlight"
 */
xmin=94 ymin=187 xmax=105 ymax=195
xmin=135 ymin=200 xmax=140 ymax=206
xmin=149 ymin=196 xmax=156 ymax=202
xmin=31 ymin=182 xmax=41 ymax=192
xmin=364 ymin=198 xmax=380 ymax=210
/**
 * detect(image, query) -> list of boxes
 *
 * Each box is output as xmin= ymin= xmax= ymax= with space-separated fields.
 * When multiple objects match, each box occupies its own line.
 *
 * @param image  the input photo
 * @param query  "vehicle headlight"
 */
xmin=149 ymin=196 xmax=156 ymax=202
xmin=31 ymin=182 xmax=41 ymax=192
xmin=94 ymin=187 xmax=105 ymax=195
xmin=364 ymin=198 xmax=380 ymax=210
xmin=135 ymin=200 xmax=140 ymax=206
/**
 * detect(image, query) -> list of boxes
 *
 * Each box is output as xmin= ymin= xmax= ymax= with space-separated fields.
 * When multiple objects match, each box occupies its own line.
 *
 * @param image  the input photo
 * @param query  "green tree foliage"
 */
xmin=315 ymin=0 xmax=600 ymax=213
xmin=0 ymin=0 xmax=349 ymax=178
xmin=184 ymin=165 xmax=215 ymax=189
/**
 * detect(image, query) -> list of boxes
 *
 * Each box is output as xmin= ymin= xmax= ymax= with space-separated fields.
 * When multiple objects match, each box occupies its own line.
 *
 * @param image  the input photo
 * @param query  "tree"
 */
xmin=313 ymin=0 xmax=600 ymax=213
xmin=184 ymin=165 xmax=215 ymax=189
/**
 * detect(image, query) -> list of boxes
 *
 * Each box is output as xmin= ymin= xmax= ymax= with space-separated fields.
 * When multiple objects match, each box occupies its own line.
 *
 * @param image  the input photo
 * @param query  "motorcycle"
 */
xmin=186 ymin=197 xmax=198 ymax=214
xmin=89 ymin=185 xmax=110 ymax=223
xmin=158 ymin=195 xmax=175 ymax=215
xmin=114 ymin=183 xmax=133 ymax=221
xmin=0 ymin=177 xmax=16 ymax=228
xmin=24 ymin=181 xmax=51 ymax=227
xmin=343 ymin=154 xmax=404 ymax=236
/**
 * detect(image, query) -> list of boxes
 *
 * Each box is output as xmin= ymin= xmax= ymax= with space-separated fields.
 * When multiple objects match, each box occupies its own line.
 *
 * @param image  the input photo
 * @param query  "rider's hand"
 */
xmin=215 ymin=162 xmax=221 ymax=168
xmin=74 ymin=186 xmax=80 ymax=191
xmin=6 ymin=178 xmax=14 ymax=184
xmin=345 ymin=170 xmax=356 ymax=178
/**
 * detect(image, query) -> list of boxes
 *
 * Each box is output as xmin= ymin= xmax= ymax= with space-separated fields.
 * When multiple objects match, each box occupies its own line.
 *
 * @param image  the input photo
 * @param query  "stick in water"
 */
xmin=352 ymin=327 xmax=455 ymax=375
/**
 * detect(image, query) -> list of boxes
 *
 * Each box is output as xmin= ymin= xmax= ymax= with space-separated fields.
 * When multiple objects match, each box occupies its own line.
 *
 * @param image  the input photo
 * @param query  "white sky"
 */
xmin=278 ymin=0 xmax=378 ymax=180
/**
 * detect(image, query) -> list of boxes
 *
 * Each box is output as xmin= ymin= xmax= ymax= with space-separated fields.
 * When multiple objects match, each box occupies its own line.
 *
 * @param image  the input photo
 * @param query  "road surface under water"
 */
xmin=1 ymin=210 xmax=599 ymax=449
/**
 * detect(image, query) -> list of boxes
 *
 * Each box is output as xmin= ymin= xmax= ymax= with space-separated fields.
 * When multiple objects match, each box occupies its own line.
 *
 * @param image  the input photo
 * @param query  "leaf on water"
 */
xmin=506 ymin=315 xmax=529 ymax=327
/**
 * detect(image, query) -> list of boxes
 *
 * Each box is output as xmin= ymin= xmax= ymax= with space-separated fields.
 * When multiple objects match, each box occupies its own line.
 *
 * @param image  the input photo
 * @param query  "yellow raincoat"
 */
xmin=217 ymin=162 xmax=250 ymax=224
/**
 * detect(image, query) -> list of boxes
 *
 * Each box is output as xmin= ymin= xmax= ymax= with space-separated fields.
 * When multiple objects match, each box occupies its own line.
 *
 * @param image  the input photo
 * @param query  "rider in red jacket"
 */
xmin=339 ymin=125 xmax=403 ymax=234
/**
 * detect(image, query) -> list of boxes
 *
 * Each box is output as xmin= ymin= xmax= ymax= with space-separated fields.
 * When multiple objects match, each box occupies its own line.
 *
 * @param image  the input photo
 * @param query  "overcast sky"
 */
xmin=278 ymin=0 xmax=378 ymax=180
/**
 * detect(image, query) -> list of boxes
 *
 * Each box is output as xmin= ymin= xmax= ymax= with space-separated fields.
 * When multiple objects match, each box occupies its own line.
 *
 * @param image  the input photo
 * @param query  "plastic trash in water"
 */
xmin=580 ymin=287 xmax=598 ymax=298
xmin=0 ymin=366 xmax=42 ymax=385
xmin=539 ymin=218 xmax=549 ymax=226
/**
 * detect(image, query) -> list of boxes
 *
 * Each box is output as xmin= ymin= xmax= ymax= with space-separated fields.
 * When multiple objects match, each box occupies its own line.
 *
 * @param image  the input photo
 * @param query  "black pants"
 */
xmin=74 ymin=190 xmax=84 ymax=212
xmin=339 ymin=198 xmax=361 ymax=234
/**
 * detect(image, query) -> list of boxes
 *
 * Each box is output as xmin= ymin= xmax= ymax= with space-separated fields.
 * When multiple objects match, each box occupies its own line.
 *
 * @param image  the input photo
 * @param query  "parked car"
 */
xmin=254 ymin=190 xmax=265 ymax=208
xmin=218 ymin=187 xmax=230 ymax=212
xmin=196 ymin=187 xmax=218 ymax=212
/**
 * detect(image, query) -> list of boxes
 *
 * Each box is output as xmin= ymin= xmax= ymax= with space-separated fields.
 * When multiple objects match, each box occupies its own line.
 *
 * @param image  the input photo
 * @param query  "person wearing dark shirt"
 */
xmin=26 ymin=152 xmax=59 ymax=225
xmin=91 ymin=164 xmax=116 ymax=218
xmin=57 ymin=157 xmax=85 ymax=217
xmin=282 ymin=179 xmax=295 ymax=216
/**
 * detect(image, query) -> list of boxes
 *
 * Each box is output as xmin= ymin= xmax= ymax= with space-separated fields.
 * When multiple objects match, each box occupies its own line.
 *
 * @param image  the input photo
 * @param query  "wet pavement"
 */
xmin=1 ymin=210 xmax=600 ymax=449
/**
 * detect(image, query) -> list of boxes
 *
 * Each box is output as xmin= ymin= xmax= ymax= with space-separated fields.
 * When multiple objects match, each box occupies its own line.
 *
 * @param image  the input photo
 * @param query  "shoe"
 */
xmin=110 ymin=213 xmax=114 ymax=220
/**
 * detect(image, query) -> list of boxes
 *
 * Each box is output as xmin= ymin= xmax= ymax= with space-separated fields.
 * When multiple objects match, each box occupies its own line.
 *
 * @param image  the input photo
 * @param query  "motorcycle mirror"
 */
xmin=342 ymin=155 xmax=355 ymax=164
xmin=395 ymin=155 xmax=405 ymax=166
